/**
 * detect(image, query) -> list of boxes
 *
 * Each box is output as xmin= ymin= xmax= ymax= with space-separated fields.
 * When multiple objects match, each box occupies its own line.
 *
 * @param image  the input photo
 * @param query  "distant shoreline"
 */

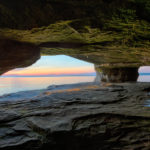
xmin=139 ymin=73 xmax=150 ymax=75
xmin=0 ymin=74 xmax=96 ymax=78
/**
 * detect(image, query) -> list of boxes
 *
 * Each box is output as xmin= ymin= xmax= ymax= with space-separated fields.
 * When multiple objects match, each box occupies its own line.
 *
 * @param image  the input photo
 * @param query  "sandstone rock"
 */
xmin=0 ymin=83 xmax=150 ymax=149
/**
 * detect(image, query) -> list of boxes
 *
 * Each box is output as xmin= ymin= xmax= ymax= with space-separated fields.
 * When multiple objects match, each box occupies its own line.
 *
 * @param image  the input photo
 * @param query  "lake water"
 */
xmin=1 ymin=53 xmax=150 ymax=96
xmin=0 ymin=76 xmax=95 ymax=95
xmin=0 ymin=55 xmax=96 ymax=95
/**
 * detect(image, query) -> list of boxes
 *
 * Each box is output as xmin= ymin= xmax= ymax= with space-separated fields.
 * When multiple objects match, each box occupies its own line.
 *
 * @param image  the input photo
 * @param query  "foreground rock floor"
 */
xmin=1 ymin=83 xmax=150 ymax=150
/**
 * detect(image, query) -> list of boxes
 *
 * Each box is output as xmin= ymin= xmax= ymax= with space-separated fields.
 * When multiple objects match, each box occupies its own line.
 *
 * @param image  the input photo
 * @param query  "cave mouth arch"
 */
xmin=95 ymin=66 xmax=139 ymax=83
xmin=95 ymin=66 xmax=150 ymax=83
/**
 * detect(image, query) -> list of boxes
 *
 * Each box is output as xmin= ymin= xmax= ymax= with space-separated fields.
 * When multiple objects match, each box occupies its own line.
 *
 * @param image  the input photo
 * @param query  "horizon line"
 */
xmin=1 ymin=74 xmax=96 ymax=78
xmin=139 ymin=73 xmax=150 ymax=75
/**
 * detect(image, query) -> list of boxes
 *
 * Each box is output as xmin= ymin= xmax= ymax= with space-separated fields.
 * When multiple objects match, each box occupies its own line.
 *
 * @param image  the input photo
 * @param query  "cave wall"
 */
xmin=0 ymin=0 xmax=149 ymax=29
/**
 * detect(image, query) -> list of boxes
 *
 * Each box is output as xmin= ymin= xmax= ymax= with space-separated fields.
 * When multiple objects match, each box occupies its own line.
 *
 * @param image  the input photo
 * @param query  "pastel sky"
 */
xmin=2 ymin=55 xmax=96 ymax=77
xmin=139 ymin=66 xmax=150 ymax=73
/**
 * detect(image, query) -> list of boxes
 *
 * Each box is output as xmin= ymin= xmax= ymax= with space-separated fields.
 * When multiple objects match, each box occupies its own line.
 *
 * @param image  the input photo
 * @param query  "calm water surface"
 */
xmin=0 ymin=55 xmax=96 ymax=95
xmin=0 ymin=76 xmax=95 ymax=95
xmin=1 ymin=54 xmax=150 ymax=96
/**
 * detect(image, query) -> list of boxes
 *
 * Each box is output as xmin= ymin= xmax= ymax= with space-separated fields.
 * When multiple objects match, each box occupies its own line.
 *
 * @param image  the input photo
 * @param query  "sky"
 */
xmin=2 ymin=55 xmax=96 ymax=77
xmin=139 ymin=66 xmax=150 ymax=75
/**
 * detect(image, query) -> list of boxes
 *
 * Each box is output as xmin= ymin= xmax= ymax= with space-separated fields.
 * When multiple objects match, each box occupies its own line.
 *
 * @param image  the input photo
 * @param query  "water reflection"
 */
xmin=1 ymin=39 xmax=150 ymax=96
xmin=2 ymin=54 xmax=150 ymax=96
xmin=0 ymin=77 xmax=95 ymax=95
xmin=0 ymin=55 xmax=96 ymax=95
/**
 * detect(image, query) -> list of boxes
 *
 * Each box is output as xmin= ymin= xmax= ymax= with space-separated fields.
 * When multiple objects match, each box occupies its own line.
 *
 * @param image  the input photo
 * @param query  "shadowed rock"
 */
xmin=0 ymin=39 xmax=40 ymax=75
xmin=95 ymin=66 xmax=139 ymax=83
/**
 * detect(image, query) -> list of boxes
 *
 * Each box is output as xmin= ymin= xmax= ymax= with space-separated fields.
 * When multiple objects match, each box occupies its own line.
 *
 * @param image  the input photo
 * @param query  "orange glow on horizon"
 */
xmin=41 ymin=85 xmax=99 ymax=96
xmin=3 ymin=66 xmax=95 ymax=76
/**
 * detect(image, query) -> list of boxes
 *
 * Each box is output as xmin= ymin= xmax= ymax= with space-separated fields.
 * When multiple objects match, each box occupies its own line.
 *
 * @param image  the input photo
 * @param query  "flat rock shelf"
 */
xmin=1 ymin=83 xmax=150 ymax=150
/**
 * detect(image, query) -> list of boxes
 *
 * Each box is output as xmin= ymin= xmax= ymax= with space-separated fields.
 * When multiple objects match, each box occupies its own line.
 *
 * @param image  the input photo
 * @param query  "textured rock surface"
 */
xmin=96 ymin=67 xmax=139 ymax=83
xmin=1 ymin=0 xmax=150 ymax=51
xmin=0 ymin=0 xmax=138 ymax=29
xmin=1 ymin=83 xmax=150 ymax=150
xmin=0 ymin=39 xmax=40 ymax=75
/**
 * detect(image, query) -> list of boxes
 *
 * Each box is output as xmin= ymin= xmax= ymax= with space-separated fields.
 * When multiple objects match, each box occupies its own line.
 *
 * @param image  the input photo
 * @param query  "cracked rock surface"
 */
xmin=1 ymin=83 xmax=150 ymax=150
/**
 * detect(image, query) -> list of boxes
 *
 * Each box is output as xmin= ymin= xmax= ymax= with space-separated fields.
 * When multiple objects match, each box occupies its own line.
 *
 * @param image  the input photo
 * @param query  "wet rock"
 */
xmin=0 ymin=83 xmax=150 ymax=149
